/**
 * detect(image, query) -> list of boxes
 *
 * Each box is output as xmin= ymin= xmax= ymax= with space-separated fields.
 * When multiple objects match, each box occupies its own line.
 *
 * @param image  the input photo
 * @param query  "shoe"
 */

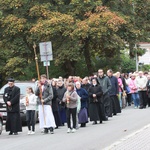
xmin=92 ymin=121 xmax=97 ymax=125
xmin=113 ymin=113 xmax=117 ymax=116
xmin=30 ymin=131 xmax=35 ymax=135
xmin=80 ymin=123 xmax=86 ymax=127
xmin=139 ymin=106 xmax=143 ymax=109
xmin=44 ymin=128 xmax=48 ymax=134
xmin=14 ymin=132 xmax=18 ymax=135
xmin=103 ymin=117 xmax=108 ymax=121
xmin=100 ymin=121 xmax=102 ymax=124
xmin=49 ymin=127 xmax=54 ymax=134
xmin=9 ymin=132 xmax=13 ymax=135
xmin=134 ymin=106 xmax=137 ymax=109
xmin=72 ymin=128 xmax=76 ymax=133
xmin=28 ymin=131 xmax=31 ymax=135
xmin=67 ymin=128 xmax=71 ymax=133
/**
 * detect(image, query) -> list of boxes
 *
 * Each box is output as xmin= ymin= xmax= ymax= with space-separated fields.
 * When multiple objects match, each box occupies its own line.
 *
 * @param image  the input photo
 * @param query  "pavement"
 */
xmin=104 ymin=123 xmax=150 ymax=150
xmin=1 ymin=106 xmax=150 ymax=150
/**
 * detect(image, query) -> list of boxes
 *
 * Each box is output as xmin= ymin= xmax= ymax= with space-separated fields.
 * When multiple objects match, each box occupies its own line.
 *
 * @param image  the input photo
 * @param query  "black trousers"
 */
xmin=26 ymin=110 xmax=35 ymax=131
xmin=53 ymin=111 xmax=61 ymax=127
xmin=103 ymin=95 xmax=112 ymax=117
xmin=138 ymin=91 xmax=148 ymax=108
xmin=110 ymin=95 xmax=117 ymax=115
xmin=66 ymin=108 xmax=77 ymax=129
xmin=126 ymin=94 xmax=132 ymax=105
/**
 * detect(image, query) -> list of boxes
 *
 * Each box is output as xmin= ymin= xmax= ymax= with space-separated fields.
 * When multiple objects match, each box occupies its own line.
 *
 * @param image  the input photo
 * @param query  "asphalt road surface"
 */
xmin=1 ymin=107 xmax=150 ymax=150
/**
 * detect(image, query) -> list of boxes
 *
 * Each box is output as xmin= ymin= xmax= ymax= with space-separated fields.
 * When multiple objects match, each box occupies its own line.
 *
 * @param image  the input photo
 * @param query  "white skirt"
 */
xmin=38 ymin=105 xmax=56 ymax=128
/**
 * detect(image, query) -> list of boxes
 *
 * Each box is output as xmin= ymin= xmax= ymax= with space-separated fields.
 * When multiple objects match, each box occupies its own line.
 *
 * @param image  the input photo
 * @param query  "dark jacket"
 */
xmin=35 ymin=81 xmax=53 ymax=105
xmin=76 ymin=87 xmax=88 ymax=108
xmin=147 ymin=80 xmax=150 ymax=98
xmin=3 ymin=86 xmax=20 ymax=113
xmin=52 ymin=86 xmax=59 ymax=111
xmin=108 ymin=76 xmax=119 ymax=95
xmin=97 ymin=76 xmax=111 ymax=95
xmin=56 ymin=85 xmax=66 ymax=102
xmin=88 ymin=84 xmax=103 ymax=103
xmin=82 ymin=83 xmax=91 ymax=92
xmin=120 ymin=76 xmax=127 ymax=91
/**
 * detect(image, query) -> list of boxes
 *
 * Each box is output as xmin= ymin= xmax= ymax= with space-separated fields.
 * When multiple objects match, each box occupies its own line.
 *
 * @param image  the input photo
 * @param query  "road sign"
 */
xmin=43 ymin=61 xmax=50 ymax=66
xmin=40 ymin=55 xmax=53 ymax=61
xmin=39 ymin=41 xmax=53 ymax=61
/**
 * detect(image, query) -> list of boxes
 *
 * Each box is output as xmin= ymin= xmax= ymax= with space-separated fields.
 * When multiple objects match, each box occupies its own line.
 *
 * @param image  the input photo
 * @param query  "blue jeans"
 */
xmin=131 ymin=93 xmax=139 ymax=107
xmin=119 ymin=92 xmax=122 ymax=108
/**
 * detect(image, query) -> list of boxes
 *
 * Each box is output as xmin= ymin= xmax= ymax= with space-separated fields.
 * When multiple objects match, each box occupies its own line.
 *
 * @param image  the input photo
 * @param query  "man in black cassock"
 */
xmin=3 ymin=78 xmax=22 ymax=135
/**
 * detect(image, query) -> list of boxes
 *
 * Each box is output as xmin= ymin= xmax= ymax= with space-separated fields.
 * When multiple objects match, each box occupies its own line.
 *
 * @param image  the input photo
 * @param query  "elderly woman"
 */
xmin=63 ymin=83 xmax=78 ymax=133
xmin=128 ymin=73 xmax=139 ymax=108
xmin=88 ymin=78 xmax=103 ymax=124
xmin=75 ymin=81 xmax=88 ymax=127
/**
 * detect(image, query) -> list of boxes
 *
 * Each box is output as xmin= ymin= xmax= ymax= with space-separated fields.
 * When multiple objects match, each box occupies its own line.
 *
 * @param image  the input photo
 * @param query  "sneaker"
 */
xmin=72 ymin=128 xmax=76 ymax=133
xmin=30 ymin=131 xmax=35 ymax=135
xmin=49 ymin=127 xmax=54 ymax=134
xmin=28 ymin=131 xmax=31 ymax=135
xmin=44 ymin=128 xmax=48 ymax=134
xmin=67 ymin=128 xmax=71 ymax=133
xmin=134 ymin=106 xmax=137 ymax=109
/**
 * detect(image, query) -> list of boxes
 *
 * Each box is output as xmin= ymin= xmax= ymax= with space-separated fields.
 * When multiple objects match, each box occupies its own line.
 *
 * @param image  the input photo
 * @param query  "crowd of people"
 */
xmin=3 ymin=69 xmax=150 ymax=135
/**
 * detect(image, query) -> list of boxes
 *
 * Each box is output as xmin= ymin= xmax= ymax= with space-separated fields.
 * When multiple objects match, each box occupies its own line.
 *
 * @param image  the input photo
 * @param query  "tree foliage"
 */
xmin=0 ymin=0 xmax=149 ymax=80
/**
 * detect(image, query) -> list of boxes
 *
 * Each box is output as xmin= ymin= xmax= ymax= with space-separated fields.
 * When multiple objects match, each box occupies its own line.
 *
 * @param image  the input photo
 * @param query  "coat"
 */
xmin=108 ymin=76 xmax=119 ymax=96
xmin=128 ymin=78 xmax=138 ymax=93
xmin=88 ymin=84 xmax=103 ymax=121
xmin=35 ymin=81 xmax=53 ymax=105
xmin=56 ymin=85 xmax=66 ymax=103
xmin=3 ymin=85 xmax=22 ymax=132
xmin=3 ymin=86 xmax=20 ymax=112
xmin=63 ymin=90 xmax=78 ymax=108
xmin=52 ymin=86 xmax=59 ymax=111
xmin=88 ymin=84 xmax=103 ymax=103
xmin=97 ymin=76 xmax=111 ymax=95
xmin=76 ymin=87 xmax=88 ymax=108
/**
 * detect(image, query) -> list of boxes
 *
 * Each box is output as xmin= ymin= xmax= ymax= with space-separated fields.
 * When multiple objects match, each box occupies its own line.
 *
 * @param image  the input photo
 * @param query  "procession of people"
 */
xmin=3 ymin=70 xmax=150 ymax=135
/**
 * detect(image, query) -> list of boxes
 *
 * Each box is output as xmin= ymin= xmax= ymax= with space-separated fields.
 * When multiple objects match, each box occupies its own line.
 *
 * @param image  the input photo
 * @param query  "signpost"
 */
xmin=39 ymin=41 xmax=53 ymax=79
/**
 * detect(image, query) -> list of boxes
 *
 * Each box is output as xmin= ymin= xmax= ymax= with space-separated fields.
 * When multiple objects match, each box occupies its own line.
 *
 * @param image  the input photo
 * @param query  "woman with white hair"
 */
xmin=75 ymin=81 xmax=88 ymax=127
xmin=128 ymin=74 xmax=139 ymax=108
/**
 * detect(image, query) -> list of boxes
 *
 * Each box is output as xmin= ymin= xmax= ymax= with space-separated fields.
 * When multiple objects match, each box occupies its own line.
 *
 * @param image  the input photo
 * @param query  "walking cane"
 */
xmin=33 ymin=42 xmax=46 ymax=125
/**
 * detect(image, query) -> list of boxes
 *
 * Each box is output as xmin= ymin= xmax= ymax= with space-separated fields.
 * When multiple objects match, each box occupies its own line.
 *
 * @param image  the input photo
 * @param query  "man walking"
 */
xmin=3 ymin=78 xmax=22 ymax=135
xmin=35 ymin=74 xmax=56 ymax=134
xmin=97 ymin=69 xmax=112 ymax=119
xmin=107 ymin=69 xmax=121 ymax=115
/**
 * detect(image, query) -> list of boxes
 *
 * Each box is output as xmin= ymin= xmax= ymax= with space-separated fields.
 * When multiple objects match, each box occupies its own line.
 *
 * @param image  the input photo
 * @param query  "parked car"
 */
xmin=0 ymin=112 xmax=3 ymax=134
xmin=0 ymin=81 xmax=38 ymax=124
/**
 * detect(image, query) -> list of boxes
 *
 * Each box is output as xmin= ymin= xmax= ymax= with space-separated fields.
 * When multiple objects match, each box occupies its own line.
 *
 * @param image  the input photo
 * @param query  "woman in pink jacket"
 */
xmin=115 ymin=73 xmax=123 ymax=108
xmin=128 ymin=74 xmax=139 ymax=108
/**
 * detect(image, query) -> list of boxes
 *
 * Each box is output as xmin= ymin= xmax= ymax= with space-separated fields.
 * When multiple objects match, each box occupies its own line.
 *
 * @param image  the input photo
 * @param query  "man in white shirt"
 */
xmin=135 ymin=71 xmax=148 ymax=109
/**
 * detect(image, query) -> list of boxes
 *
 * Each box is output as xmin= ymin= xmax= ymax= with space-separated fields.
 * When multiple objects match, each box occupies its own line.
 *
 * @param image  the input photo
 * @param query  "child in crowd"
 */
xmin=63 ymin=83 xmax=78 ymax=133
xmin=25 ymin=87 xmax=37 ymax=135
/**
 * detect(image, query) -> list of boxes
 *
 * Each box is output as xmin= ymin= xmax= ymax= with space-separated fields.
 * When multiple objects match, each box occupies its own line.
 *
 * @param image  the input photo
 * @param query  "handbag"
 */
xmin=126 ymin=86 xmax=130 ymax=94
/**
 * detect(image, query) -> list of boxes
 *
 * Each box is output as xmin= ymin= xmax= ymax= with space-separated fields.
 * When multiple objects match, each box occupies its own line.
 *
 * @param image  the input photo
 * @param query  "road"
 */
xmin=0 ymin=107 xmax=150 ymax=150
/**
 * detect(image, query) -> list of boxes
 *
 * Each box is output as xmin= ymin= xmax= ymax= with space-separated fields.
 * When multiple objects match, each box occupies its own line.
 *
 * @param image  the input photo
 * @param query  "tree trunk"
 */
xmin=63 ymin=60 xmax=76 ymax=77
xmin=83 ymin=39 xmax=94 ymax=75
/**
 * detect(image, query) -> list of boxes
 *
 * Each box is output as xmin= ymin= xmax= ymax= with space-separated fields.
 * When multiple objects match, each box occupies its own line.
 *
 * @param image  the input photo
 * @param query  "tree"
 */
xmin=0 ymin=0 xmax=149 ymax=79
